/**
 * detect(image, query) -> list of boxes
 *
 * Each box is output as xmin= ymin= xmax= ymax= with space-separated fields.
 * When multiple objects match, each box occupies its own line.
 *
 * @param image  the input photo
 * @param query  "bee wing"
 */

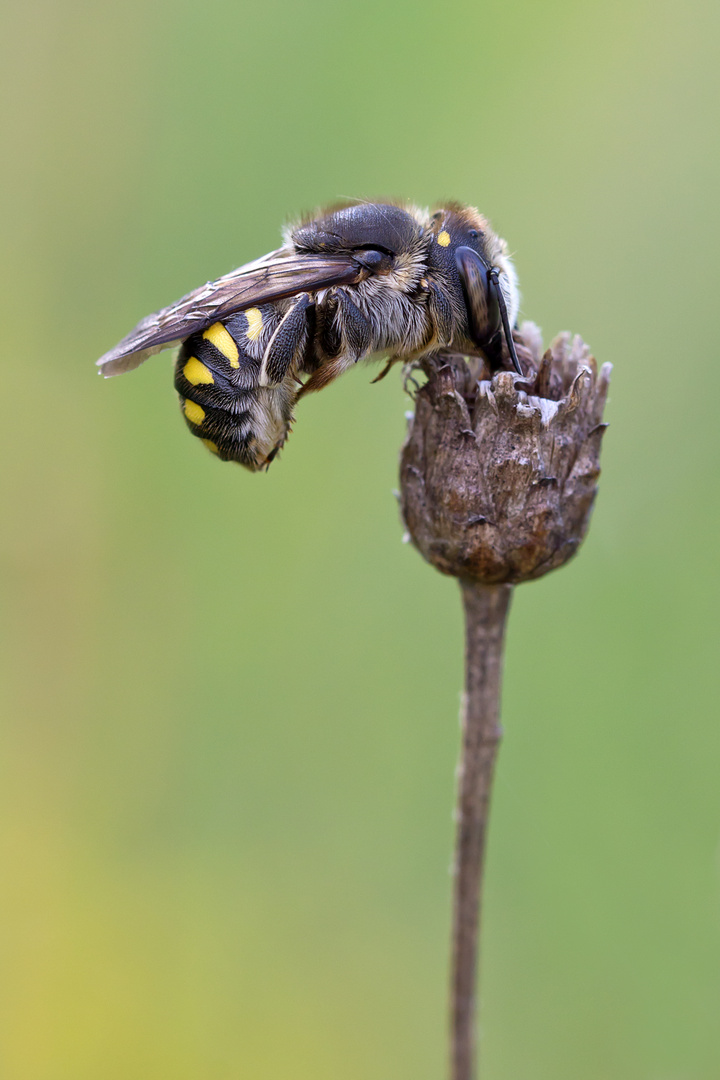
xmin=97 ymin=247 xmax=365 ymax=376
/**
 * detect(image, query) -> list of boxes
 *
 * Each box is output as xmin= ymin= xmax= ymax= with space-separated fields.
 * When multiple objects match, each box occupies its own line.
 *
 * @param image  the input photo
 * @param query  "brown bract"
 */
xmin=400 ymin=322 xmax=612 ymax=584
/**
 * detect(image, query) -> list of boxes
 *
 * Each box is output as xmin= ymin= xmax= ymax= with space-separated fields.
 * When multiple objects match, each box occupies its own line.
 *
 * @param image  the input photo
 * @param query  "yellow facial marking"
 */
xmin=245 ymin=307 xmax=263 ymax=341
xmin=202 ymin=439 xmax=219 ymax=455
xmin=183 ymin=399 xmax=206 ymax=426
xmin=183 ymin=356 xmax=214 ymax=385
xmin=437 ymin=230 xmax=451 ymax=247
xmin=203 ymin=322 xmax=239 ymax=367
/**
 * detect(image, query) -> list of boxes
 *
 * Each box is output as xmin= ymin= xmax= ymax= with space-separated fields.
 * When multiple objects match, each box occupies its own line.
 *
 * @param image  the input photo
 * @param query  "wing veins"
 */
xmin=97 ymin=250 xmax=364 ymax=376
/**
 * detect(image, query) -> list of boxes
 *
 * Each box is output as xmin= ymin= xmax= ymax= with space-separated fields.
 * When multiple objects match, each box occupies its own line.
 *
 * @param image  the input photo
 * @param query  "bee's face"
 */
xmin=426 ymin=208 xmax=516 ymax=303
xmin=426 ymin=205 xmax=520 ymax=361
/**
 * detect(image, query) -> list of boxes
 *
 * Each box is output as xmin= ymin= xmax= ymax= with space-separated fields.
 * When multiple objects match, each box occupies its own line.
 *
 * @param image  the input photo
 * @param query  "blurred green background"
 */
xmin=1 ymin=0 xmax=719 ymax=1077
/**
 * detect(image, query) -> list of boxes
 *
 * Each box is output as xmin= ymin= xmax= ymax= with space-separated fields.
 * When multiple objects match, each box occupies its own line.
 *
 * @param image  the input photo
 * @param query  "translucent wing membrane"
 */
xmin=97 ymin=249 xmax=365 ymax=376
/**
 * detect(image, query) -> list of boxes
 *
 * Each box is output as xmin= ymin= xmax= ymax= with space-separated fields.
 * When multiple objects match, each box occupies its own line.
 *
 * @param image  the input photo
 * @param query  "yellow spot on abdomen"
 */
xmin=183 ymin=356 xmax=214 ymax=385
xmin=184 ymin=399 xmax=206 ymax=426
xmin=245 ymin=307 xmax=263 ymax=341
xmin=203 ymin=322 xmax=240 ymax=367
xmin=202 ymin=439 xmax=219 ymax=454
xmin=437 ymin=230 xmax=451 ymax=247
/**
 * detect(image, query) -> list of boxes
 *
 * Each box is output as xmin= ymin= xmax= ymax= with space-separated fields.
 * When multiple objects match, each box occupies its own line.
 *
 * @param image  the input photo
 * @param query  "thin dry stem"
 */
xmin=451 ymin=580 xmax=512 ymax=1080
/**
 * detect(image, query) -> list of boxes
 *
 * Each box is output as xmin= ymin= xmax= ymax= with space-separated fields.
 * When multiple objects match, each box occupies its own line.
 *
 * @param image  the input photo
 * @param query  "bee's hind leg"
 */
xmin=259 ymin=294 xmax=313 ymax=386
xmin=300 ymin=288 xmax=373 ymax=396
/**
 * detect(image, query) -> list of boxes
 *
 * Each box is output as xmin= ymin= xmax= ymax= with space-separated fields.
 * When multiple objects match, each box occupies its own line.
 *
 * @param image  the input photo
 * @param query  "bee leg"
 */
xmin=456 ymin=248 xmax=523 ymax=375
xmin=370 ymin=356 xmax=398 ymax=383
xmin=334 ymin=287 xmax=372 ymax=360
xmin=427 ymin=282 xmax=454 ymax=347
xmin=479 ymin=331 xmax=505 ymax=373
xmin=259 ymin=294 xmax=313 ymax=386
xmin=487 ymin=268 xmax=523 ymax=376
xmin=300 ymin=288 xmax=372 ymax=396
xmin=297 ymin=355 xmax=350 ymax=395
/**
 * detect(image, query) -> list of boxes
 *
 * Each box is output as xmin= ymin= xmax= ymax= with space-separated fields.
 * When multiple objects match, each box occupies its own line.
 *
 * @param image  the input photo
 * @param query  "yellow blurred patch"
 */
xmin=437 ymin=231 xmax=451 ymax=247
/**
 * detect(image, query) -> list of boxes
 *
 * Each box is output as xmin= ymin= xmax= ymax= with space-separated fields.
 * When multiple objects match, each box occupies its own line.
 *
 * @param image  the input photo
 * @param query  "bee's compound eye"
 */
xmin=468 ymin=229 xmax=478 ymax=238
xmin=455 ymin=246 xmax=501 ymax=347
xmin=485 ymin=273 xmax=502 ymax=337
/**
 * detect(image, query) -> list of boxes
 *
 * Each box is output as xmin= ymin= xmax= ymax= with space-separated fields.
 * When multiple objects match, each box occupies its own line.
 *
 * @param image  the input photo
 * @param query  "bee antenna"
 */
xmin=489 ymin=268 xmax=523 ymax=377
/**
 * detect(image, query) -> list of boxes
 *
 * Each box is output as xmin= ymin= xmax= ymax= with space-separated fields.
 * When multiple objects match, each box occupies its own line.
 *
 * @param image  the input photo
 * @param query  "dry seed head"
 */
xmin=400 ymin=322 xmax=611 ymax=584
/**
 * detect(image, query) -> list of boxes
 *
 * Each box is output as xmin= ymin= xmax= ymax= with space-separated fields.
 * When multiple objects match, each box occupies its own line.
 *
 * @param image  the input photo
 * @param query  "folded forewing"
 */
xmin=97 ymin=249 xmax=364 ymax=376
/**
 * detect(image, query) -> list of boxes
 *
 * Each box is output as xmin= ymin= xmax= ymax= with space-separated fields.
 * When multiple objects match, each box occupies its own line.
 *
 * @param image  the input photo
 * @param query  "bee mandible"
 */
xmin=97 ymin=202 xmax=521 ymax=470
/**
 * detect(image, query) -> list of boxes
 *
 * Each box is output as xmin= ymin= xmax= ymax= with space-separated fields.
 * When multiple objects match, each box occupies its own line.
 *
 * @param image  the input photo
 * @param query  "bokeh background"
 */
xmin=2 ymin=1 xmax=719 ymax=1077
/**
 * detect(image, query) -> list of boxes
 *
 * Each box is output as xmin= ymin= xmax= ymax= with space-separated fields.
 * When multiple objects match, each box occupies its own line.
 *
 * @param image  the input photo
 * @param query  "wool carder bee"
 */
xmin=97 ymin=202 xmax=521 ymax=470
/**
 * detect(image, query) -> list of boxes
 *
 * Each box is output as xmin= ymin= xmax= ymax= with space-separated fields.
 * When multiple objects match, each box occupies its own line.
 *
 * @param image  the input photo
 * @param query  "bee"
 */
xmin=97 ymin=202 xmax=521 ymax=470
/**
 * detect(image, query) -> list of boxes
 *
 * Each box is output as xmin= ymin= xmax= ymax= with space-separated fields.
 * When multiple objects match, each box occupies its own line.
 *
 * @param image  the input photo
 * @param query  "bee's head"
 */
xmin=427 ymin=206 xmax=521 ymax=374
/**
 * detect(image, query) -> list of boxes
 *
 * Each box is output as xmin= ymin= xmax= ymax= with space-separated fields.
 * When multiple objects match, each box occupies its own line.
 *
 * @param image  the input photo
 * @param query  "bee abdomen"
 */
xmin=174 ymin=320 xmax=293 ymax=470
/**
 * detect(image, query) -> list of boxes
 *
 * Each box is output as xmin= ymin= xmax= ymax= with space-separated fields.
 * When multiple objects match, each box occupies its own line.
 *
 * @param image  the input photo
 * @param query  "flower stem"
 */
xmin=451 ymin=580 xmax=513 ymax=1080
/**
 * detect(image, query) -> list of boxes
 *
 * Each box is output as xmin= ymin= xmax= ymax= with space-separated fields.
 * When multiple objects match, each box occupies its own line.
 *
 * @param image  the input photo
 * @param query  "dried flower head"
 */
xmin=400 ymin=322 xmax=612 ymax=584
